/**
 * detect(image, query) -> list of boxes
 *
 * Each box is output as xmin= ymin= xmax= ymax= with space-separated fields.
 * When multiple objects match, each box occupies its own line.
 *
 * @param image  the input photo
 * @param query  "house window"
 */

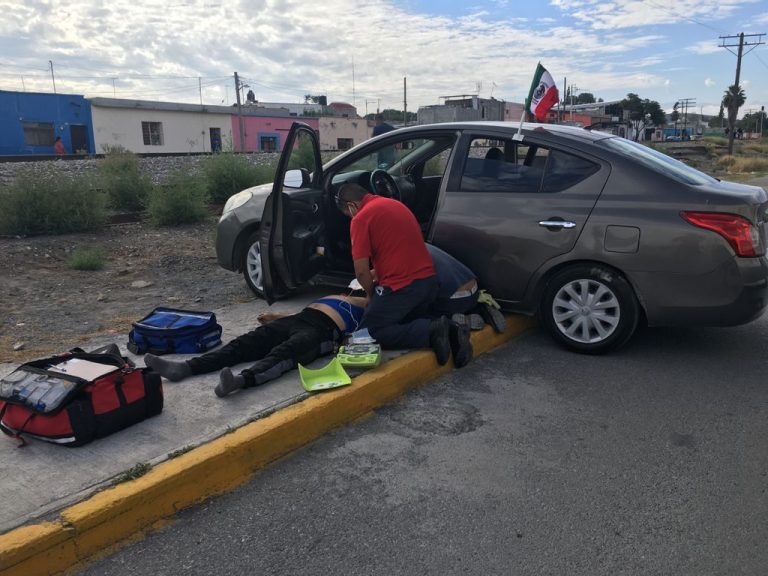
xmin=141 ymin=121 xmax=164 ymax=146
xmin=23 ymin=122 xmax=55 ymax=146
xmin=260 ymin=136 xmax=278 ymax=152
xmin=337 ymin=138 xmax=354 ymax=150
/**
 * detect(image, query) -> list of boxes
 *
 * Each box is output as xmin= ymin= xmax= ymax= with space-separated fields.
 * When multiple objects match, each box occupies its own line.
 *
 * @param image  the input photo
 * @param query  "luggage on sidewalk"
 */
xmin=127 ymin=307 xmax=222 ymax=355
xmin=0 ymin=344 xmax=163 ymax=447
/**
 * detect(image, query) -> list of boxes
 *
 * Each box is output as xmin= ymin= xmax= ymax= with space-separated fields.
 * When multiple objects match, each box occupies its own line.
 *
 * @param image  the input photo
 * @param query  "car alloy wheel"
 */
xmin=242 ymin=230 xmax=264 ymax=297
xmin=542 ymin=264 xmax=639 ymax=354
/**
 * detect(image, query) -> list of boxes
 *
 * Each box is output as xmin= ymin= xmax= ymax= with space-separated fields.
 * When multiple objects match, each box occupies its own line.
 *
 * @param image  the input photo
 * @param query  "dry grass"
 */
xmin=715 ymin=155 xmax=768 ymax=173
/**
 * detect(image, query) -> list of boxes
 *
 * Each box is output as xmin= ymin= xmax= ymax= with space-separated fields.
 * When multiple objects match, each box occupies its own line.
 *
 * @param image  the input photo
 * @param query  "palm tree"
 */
xmin=722 ymin=84 xmax=746 ymax=115
xmin=722 ymin=84 xmax=746 ymax=154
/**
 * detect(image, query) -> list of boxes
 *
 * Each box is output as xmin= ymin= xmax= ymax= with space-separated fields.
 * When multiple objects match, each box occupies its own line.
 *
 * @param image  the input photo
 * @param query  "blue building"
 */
xmin=0 ymin=90 xmax=95 ymax=155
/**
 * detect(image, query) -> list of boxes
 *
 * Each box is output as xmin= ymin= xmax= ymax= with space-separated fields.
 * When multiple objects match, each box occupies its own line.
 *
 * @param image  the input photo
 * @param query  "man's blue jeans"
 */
xmin=360 ymin=276 xmax=438 ymax=349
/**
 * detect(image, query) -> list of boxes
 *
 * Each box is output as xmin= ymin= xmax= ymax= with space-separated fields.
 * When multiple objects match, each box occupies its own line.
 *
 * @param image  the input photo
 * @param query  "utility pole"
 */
xmin=49 ymin=60 xmax=56 ymax=94
xmin=234 ymin=72 xmax=245 ymax=152
xmin=678 ymin=98 xmax=696 ymax=140
xmin=561 ymin=77 xmax=567 ymax=124
xmin=403 ymin=77 xmax=407 ymax=127
xmin=719 ymin=32 xmax=765 ymax=154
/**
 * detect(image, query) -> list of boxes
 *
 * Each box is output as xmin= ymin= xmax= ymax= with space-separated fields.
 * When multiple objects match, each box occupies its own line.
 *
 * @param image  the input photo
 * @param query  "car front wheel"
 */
xmin=541 ymin=264 xmax=639 ymax=354
xmin=242 ymin=229 xmax=264 ymax=298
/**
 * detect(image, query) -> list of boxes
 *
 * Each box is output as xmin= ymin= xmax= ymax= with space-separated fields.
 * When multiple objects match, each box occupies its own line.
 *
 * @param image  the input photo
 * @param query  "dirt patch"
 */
xmin=0 ymin=217 xmax=254 ymax=363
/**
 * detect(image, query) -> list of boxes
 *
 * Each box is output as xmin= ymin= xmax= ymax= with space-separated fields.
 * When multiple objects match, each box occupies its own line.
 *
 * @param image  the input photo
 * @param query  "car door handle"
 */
xmin=538 ymin=220 xmax=576 ymax=229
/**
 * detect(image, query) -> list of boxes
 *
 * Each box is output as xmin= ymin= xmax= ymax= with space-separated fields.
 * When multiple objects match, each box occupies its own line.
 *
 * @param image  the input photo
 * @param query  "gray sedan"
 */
xmin=216 ymin=121 xmax=768 ymax=353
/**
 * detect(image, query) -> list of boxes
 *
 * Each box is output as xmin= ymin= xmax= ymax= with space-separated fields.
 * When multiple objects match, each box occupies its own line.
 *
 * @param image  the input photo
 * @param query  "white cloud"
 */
xmin=705 ymin=78 xmax=716 ymax=87
xmin=687 ymin=41 xmax=722 ymax=55
xmin=553 ymin=0 xmax=750 ymax=29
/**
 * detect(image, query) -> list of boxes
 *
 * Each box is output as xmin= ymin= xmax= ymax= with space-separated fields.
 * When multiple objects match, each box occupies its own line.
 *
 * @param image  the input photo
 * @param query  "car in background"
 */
xmin=216 ymin=121 xmax=768 ymax=354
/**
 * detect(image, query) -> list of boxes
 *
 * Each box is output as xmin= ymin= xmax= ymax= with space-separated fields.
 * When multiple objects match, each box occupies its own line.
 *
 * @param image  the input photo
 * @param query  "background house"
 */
xmin=0 ymin=90 xmax=94 ymax=155
xmin=90 ymin=98 xmax=236 ymax=154
xmin=318 ymin=117 xmax=371 ymax=151
xmin=417 ymin=96 xmax=506 ymax=124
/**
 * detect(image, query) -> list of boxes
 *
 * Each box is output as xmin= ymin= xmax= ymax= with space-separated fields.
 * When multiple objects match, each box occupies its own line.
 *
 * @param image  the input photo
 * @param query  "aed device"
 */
xmin=336 ymin=344 xmax=382 ymax=368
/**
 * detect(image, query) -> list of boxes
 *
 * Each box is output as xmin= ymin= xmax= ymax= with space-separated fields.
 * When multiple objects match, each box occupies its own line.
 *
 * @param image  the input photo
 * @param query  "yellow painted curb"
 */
xmin=0 ymin=315 xmax=536 ymax=576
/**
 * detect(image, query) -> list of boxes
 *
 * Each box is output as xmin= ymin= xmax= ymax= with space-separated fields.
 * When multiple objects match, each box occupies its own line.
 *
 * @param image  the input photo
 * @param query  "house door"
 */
xmin=210 ymin=127 xmax=222 ymax=152
xmin=69 ymin=125 xmax=88 ymax=153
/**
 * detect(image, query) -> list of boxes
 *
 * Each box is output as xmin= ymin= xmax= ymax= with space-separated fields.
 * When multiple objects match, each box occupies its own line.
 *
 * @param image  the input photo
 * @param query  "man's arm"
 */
xmin=353 ymin=257 xmax=374 ymax=297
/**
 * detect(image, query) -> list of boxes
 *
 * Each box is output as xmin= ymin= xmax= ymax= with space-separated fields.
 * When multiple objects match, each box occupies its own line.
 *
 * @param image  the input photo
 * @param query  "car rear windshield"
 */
xmin=601 ymin=137 xmax=718 ymax=186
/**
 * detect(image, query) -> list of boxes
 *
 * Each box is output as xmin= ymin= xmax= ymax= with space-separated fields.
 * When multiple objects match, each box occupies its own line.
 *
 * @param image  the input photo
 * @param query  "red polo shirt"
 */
xmin=350 ymin=194 xmax=435 ymax=291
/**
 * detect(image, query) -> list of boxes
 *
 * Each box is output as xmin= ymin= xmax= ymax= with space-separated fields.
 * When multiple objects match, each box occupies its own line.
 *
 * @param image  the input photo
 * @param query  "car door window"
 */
xmin=541 ymin=149 xmax=600 ymax=193
xmin=459 ymin=137 xmax=547 ymax=193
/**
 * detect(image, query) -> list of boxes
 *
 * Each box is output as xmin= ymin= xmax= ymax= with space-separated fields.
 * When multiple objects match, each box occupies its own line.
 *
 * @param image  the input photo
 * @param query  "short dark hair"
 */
xmin=335 ymin=183 xmax=368 ymax=210
xmin=374 ymin=114 xmax=384 ymax=122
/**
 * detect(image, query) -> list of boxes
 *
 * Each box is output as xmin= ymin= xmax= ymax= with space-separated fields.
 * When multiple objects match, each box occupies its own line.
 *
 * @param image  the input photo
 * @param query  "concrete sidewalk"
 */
xmin=0 ymin=292 xmax=534 ymax=576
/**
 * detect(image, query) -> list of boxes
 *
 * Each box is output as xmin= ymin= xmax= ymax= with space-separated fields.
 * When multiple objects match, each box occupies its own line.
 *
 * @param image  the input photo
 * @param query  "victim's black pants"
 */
xmin=186 ymin=308 xmax=339 ymax=388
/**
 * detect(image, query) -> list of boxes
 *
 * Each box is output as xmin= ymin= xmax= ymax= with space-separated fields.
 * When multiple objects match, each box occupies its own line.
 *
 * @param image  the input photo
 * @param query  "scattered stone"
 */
xmin=13 ymin=342 xmax=25 ymax=351
xmin=96 ymin=293 xmax=106 ymax=302
xmin=131 ymin=280 xmax=154 ymax=289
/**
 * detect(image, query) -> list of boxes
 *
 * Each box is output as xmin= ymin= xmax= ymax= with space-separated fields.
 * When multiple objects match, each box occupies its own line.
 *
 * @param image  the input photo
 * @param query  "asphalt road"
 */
xmin=78 ymin=319 xmax=768 ymax=576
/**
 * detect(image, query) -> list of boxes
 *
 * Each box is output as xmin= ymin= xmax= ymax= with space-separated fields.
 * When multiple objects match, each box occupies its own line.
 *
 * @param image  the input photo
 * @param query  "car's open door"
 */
xmin=259 ymin=122 xmax=324 ymax=303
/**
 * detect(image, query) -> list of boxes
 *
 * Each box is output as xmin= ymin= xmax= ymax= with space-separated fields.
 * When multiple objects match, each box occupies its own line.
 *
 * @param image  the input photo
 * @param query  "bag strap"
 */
xmin=0 ymin=402 xmax=30 ymax=448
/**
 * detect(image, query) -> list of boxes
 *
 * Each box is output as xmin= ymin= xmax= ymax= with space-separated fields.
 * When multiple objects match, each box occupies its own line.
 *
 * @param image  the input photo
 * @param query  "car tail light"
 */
xmin=680 ymin=211 xmax=763 ymax=257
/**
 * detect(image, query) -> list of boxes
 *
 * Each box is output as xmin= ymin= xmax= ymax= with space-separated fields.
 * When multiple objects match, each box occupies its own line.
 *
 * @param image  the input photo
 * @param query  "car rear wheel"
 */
xmin=242 ymin=229 xmax=264 ymax=298
xmin=541 ymin=264 xmax=639 ymax=354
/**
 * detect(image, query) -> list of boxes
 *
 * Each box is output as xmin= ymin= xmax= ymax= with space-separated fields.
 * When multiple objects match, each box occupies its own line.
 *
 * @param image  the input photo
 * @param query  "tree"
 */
xmin=739 ymin=109 xmax=766 ymax=135
xmin=575 ymin=92 xmax=596 ymax=105
xmin=708 ymin=104 xmax=725 ymax=129
xmin=722 ymin=84 xmax=745 ymax=153
xmin=619 ymin=93 xmax=665 ymax=141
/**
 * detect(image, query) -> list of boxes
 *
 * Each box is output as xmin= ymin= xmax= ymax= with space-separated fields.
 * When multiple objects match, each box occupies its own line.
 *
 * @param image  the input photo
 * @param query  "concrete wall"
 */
xmin=0 ymin=91 xmax=94 ymax=155
xmin=318 ymin=117 xmax=371 ymax=151
xmin=91 ymin=106 xmax=233 ymax=154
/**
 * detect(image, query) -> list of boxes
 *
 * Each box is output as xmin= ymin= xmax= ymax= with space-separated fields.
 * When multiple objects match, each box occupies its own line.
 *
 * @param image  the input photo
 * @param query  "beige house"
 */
xmin=89 ymin=98 xmax=234 ymax=154
xmin=318 ymin=116 xmax=371 ymax=151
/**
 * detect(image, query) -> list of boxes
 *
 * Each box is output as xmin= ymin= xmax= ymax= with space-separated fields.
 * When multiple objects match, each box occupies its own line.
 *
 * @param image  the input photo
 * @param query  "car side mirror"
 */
xmin=284 ymin=168 xmax=310 ymax=189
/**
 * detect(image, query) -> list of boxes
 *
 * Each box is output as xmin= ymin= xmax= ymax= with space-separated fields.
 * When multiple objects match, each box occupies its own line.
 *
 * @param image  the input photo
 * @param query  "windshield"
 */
xmin=601 ymin=137 xmax=718 ymax=186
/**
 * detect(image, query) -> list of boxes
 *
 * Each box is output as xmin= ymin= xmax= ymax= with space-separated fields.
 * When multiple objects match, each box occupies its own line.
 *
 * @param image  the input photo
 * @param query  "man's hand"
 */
xmin=353 ymin=257 xmax=375 ymax=297
xmin=257 ymin=312 xmax=288 ymax=324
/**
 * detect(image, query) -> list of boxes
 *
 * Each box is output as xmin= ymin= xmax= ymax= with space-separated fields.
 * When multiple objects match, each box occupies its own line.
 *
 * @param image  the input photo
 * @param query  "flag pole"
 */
xmin=514 ymin=110 xmax=525 ymax=141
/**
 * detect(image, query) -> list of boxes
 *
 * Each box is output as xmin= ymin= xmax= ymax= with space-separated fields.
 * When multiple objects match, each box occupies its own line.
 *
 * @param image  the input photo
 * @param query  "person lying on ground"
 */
xmin=144 ymin=294 xmax=367 ymax=397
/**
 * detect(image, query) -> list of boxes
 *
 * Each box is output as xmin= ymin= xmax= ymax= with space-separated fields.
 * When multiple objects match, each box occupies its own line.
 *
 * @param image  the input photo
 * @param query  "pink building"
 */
xmin=231 ymin=114 xmax=319 ymax=152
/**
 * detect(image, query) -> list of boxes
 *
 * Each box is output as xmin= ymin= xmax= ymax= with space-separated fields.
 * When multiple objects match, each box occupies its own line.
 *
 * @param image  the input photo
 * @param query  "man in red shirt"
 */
xmin=335 ymin=183 xmax=472 ymax=367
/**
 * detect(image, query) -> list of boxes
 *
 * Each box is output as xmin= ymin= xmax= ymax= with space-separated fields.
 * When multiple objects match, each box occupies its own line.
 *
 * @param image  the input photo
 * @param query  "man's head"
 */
xmin=374 ymin=114 xmax=384 ymax=125
xmin=335 ymin=183 xmax=368 ymax=218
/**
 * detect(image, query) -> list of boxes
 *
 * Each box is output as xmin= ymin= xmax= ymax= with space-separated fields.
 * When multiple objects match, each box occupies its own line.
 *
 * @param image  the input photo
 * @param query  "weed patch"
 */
xmin=146 ymin=167 xmax=209 ymax=226
xmin=68 ymin=248 xmax=107 ymax=270
xmin=0 ymin=172 xmax=106 ymax=236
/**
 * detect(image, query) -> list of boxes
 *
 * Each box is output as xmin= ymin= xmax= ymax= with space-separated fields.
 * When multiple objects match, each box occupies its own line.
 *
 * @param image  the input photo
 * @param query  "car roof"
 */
xmin=391 ymin=121 xmax=614 ymax=145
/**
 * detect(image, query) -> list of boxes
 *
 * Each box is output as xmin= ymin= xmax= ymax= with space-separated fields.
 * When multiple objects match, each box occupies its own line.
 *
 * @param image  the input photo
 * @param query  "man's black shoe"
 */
xmin=429 ymin=316 xmax=451 ymax=365
xmin=449 ymin=321 xmax=473 ymax=368
xmin=477 ymin=303 xmax=506 ymax=334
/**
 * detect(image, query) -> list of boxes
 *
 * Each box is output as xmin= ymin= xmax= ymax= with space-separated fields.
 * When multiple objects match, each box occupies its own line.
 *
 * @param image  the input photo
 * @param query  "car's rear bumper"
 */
xmin=635 ymin=256 xmax=768 ymax=327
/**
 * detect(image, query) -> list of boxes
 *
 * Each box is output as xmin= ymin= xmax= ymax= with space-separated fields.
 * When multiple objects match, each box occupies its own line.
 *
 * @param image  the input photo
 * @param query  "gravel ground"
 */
xmin=0 ymin=217 xmax=253 ymax=363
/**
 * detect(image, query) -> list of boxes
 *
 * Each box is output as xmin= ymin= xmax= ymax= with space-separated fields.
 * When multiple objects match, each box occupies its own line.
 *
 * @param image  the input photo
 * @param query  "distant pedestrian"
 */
xmin=371 ymin=114 xmax=395 ymax=138
xmin=54 ymin=136 xmax=66 ymax=156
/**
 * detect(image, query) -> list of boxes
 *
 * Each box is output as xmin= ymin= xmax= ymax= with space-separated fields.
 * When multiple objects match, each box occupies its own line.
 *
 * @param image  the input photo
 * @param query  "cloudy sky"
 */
xmin=1 ymin=0 xmax=767 ymax=117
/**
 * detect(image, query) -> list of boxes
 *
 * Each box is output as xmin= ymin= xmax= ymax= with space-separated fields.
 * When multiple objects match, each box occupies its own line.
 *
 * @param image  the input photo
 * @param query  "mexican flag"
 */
xmin=525 ymin=63 xmax=559 ymax=121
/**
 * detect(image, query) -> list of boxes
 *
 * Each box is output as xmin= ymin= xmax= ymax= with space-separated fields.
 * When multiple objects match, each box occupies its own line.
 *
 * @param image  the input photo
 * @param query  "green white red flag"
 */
xmin=525 ymin=63 xmax=559 ymax=121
